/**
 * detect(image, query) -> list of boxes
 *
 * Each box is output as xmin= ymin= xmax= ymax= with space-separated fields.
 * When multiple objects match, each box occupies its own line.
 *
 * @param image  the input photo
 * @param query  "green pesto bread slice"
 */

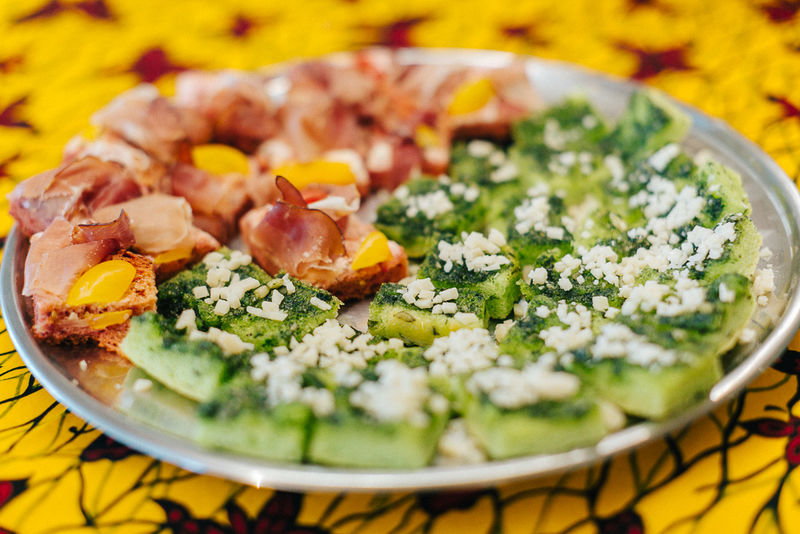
xmin=368 ymin=281 xmax=488 ymax=346
xmin=418 ymin=231 xmax=521 ymax=319
xmin=120 ymin=312 xmax=246 ymax=402
xmin=463 ymin=361 xmax=612 ymax=459
xmin=197 ymin=379 xmax=312 ymax=462
xmin=117 ymin=367 xmax=200 ymax=440
xmin=157 ymin=248 xmax=341 ymax=351
xmin=375 ymin=176 xmax=487 ymax=258
xmin=306 ymin=361 xmax=449 ymax=468
xmin=602 ymin=88 xmax=690 ymax=163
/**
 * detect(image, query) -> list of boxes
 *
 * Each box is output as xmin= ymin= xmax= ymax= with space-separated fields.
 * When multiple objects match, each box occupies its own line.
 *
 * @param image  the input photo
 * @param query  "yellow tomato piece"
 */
xmin=154 ymin=247 xmax=193 ymax=264
xmin=66 ymin=260 xmax=136 ymax=307
xmin=272 ymin=160 xmax=356 ymax=190
xmin=351 ymin=231 xmax=391 ymax=271
xmin=447 ymin=78 xmax=495 ymax=116
xmin=415 ymin=124 xmax=441 ymax=148
xmin=86 ymin=310 xmax=132 ymax=330
xmin=192 ymin=144 xmax=251 ymax=176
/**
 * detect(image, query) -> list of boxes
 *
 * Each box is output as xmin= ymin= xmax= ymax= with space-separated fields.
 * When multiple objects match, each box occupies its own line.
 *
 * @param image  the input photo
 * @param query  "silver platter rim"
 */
xmin=3 ymin=47 xmax=800 ymax=492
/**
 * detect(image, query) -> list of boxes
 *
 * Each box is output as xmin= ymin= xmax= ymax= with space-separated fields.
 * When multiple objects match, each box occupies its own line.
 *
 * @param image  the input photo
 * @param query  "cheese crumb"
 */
xmin=193 ymin=286 xmax=210 ymax=299
xmin=435 ymin=419 xmax=487 ymax=466
xmin=310 ymin=296 xmax=332 ymax=311
xmin=132 ymin=378 xmax=153 ymax=393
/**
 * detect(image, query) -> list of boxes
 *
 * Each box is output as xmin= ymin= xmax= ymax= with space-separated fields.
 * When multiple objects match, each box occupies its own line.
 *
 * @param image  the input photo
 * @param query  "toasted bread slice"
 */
xmin=326 ymin=242 xmax=409 ymax=301
xmin=31 ymin=250 xmax=157 ymax=352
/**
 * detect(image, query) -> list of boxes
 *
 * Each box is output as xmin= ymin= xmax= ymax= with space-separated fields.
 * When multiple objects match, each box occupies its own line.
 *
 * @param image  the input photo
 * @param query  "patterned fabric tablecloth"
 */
xmin=1 ymin=0 xmax=799 ymax=532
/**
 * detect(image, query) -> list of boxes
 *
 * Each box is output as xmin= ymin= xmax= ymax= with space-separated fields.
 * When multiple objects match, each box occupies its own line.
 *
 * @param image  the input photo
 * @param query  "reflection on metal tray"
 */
xmin=3 ymin=48 xmax=800 ymax=492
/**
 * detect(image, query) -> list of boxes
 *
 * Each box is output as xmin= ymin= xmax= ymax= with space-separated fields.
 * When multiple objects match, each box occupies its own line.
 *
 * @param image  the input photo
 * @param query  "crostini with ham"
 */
xmin=240 ymin=177 xmax=407 ymax=300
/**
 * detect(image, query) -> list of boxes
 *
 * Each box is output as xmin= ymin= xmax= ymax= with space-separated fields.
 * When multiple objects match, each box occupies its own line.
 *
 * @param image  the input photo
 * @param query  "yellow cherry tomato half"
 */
xmin=272 ymin=160 xmax=356 ymax=190
xmin=86 ymin=310 xmax=132 ymax=330
xmin=414 ymin=124 xmax=441 ymax=148
xmin=66 ymin=260 xmax=136 ymax=307
xmin=192 ymin=144 xmax=251 ymax=176
xmin=351 ymin=231 xmax=391 ymax=271
xmin=447 ymin=78 xmax=495 ymax=116
xmin=154 ymin=247 xmax=193 ymax=264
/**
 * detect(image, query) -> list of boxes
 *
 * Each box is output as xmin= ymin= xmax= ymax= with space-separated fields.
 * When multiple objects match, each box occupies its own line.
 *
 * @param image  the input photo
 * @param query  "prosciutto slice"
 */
xmin=240 ymin=177 xmax=407 ymax=298
xmin=9 ymin=156 xmax=143 ymax=237
xmin=23 ymin=216 xmax=128 ymax=302
xmin=92 ymin=84 xmax=210 ymax=163
xmin=240 ymin=178 xmax=346 ymax=282
xmin=247 ymin=174 xmax=360 ymax=220
xmin=64 ymin=134 xmax=170 ymax=191
xmin=169 ymin=163 xmax=251 ymax=242
xmin=92 ymin=193 xmax=202 ymax=255
xmin=174 ymin=70 xmax=278 ymax=152
xmin=73 ymin=211 xmax=135 ymax=248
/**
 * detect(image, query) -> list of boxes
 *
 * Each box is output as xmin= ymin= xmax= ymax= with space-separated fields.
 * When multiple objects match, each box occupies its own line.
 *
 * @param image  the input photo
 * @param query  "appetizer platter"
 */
xmin=3 ymin=48 xmax=800 ymax=491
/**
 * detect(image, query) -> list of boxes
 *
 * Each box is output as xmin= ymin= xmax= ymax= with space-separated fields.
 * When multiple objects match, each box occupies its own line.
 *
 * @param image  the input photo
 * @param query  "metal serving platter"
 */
xmin=3 ymin=48 xmax=800 ymax=492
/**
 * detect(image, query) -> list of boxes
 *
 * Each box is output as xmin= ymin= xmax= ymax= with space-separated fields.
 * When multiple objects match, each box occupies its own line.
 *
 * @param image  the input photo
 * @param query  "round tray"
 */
xmin=3 ymin=48 xmax=800 ymax=492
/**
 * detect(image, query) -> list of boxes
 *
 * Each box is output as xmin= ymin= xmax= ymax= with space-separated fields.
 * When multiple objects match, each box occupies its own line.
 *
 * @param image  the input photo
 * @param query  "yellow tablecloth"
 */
xmin=1 ymin=0 xmax=799 ymax=532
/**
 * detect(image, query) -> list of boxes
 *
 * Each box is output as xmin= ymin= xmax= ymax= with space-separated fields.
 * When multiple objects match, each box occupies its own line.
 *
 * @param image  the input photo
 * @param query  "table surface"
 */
xmin=1 ymin=0 xmax=799 ymax=532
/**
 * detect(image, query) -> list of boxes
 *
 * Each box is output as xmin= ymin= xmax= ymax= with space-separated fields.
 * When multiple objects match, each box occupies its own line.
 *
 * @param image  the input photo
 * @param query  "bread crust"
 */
xmin=31 ymin=250 xmax=156 ymax=352
xmin=324 ymin=247 xmax=409 ymax=301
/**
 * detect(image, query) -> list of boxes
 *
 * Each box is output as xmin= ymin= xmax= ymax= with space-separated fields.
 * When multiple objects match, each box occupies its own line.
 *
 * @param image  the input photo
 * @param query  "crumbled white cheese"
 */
xmin=528 ymin=267 xmax=548 ymax=285
xmin=399 ymin=279 xmax=461 ymax=315
xmin=350 ymin=360 xmax=434 ymax=427
xmin=490 ymin=161 xmax=518 ymax=183
xmin=193 ymin=286 xmax=210 ymax=299
xmin=513 ymin=299 xmax=529 ymax=319
xmin=435 ymin=419 xmax=487 ymax=466
xmin=214 ymin=299 xmax=231 ymax=316
xmin=648 ymin=143 xmax=680 ymax=171
xmin=739 ymin=328 xmax=757 ymax=344
xmin=591 ymin=323 xmax=679 ymax=368
xmin=175 ymin=309 xmax=198 ymax=331
xmin=188 ymin=327 xmax=254 ymax=356
xmin=718 ymin=282 xmax=735 ymax=303
xmin=467 ymin=140 xmax=494 ymax=158
xmin=424 ymin=328 xmax=500 ymax=376
xmin=310 ymin=296 xmax=332 ymax=311
xmin=604 ymin=155 xmax=625 ymax=184
xmin=753 ymin=268 xmax=775 ymax=307
xmin=540 ymin=307 xmax=593 ymax=353
xmin=494 ymin=319 xmax=515 ymax=342
xmin=437 ymin=231 xmax=511 ymax=273
xmin=132 ymin=378 xmax=153 ymax=393
xmin=403 ymin=190 xmax=454 ymax=219
xmin=592 ymin=296 xmax=609 ymax=312
xmin=249 ymin=354 xmax=334 ymax=416
xmin=468 ymin=360 xmax=580 ymax=409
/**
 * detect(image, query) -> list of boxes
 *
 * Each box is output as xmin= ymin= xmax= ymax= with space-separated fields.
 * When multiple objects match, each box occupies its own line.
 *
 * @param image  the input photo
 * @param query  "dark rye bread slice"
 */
xmin=31 ymin=250 xmax=157 ymax=352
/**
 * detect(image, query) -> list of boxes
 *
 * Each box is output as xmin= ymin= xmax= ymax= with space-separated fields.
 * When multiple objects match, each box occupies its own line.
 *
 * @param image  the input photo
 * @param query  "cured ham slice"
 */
xmin=247 ymin=173 xmax=361 ymax=220
xmin=169 ymin=163 xmax=250 ymax=242
xmin=23 ymin=215 xmax=131 ymax=302
xmin=92 ymin=193 xmax=219 ymax=257
xmin=92 ymin=84 xmax=210 ymax=163
xmin=9 ymin=156 xmax=143 ymax=237
xmin=24 ymin=215 xmax=157 ymax=348
xmin=174 ymin=70 xmax=278 ymax=152
xmin=72 ymin=211 xmax=135 ymax=247
xmin=240 ymin=200 xmax=346 ymax=283
xmin=64 ymin=134 xmax=170 ymax=191
xmin=395 ymin=60 xmax=541 ymax=139
xmin=240 ymin=177 xmax=407 ymax=299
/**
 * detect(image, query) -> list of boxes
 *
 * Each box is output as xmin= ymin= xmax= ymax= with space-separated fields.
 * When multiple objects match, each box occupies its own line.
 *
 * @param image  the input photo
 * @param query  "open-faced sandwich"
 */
xmin=8 ymin=50 xmax=774 ymax=468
